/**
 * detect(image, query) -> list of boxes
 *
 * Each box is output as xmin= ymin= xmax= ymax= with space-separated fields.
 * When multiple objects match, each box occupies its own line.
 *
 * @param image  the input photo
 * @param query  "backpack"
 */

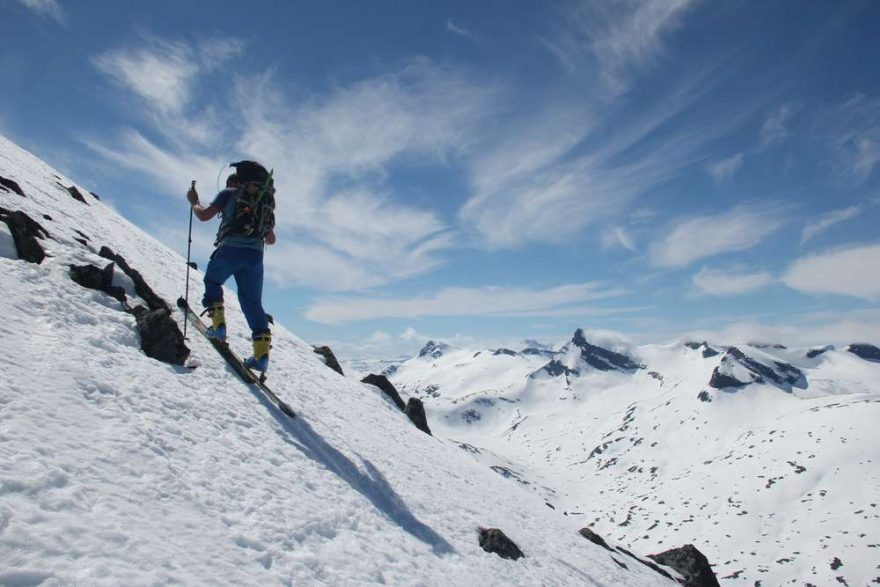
xmin=216 ymin=161 xmax=276 ymax=244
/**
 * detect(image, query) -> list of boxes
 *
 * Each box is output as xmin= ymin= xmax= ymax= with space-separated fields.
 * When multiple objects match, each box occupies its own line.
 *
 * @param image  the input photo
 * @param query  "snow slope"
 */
xmin=0 ymin=135 xmax=676 ymax=585
xmin=390 ymin=335 xmax=880 ymax=585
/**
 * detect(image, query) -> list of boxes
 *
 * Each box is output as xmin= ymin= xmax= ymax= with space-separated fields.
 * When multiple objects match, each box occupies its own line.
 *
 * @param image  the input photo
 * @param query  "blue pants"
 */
xmin=202 ymin=245 xmax=269 ymax=335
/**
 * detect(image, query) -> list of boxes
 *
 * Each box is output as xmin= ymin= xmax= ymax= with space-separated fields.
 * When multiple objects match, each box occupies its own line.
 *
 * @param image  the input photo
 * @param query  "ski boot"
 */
xmin=244 ymin=331 xmax=271 ymax=378
xmin=205 ymin=301 xmax=227 ymax=342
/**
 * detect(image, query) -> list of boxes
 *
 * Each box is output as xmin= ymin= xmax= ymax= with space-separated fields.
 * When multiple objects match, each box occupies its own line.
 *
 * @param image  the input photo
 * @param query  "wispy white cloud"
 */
xmin=543 ymin=0 xmax=695 ymax=94
xmin=822 ymin=94 xmax=880 ymax=183
xmin=706 ymin=152 xmax=744 ymax=182
xmin=692 ymin=266 xmax=775 ymax=296
xmin=800 ymin=205 xmax=863 ymax=245
xmin=90 ymin=44 xmax=492 ymax=292
xmin=304 ymin=282 xmax=629 ymax=324
xmin=759 ymin=104 xmax=796 ymax=148
xmin=446 ymin=19 xmax=475 ymax=40
xmin=601 ymin=226 xmax=637 ymax=251
xmin=783 ymin=242 xmax=880 ymax=300
xmin=650 ymin=202 xmax=789 ymax=267
xmin=17 ymin=0 xmax=65 ymax=23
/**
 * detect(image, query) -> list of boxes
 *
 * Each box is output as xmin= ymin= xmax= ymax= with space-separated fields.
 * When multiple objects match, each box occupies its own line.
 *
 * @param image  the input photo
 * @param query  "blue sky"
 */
xmin=3 ymin=0 xmax=880 ymax=359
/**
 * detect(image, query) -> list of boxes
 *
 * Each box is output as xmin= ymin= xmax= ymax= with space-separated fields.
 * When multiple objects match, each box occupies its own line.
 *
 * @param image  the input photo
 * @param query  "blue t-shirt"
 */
xmin=211 ymin=188 xmax=264 ymax=250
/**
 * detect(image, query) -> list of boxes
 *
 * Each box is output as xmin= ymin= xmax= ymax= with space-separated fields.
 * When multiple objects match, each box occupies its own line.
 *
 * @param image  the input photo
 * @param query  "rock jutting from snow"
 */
xmin=532 ymin=329 xmax=642 ymax=378
xmin=69 ymin=263 xmax=128 ymax=305
xmin=313 ymin=345 xmax=344 ymax=375
xmin=648 ymin=544 xmax=719 ymax=587
xmin=0 ymin=206 xmax=50 ymax=264
xmin=99 ymin=246 xmax=169 ymax=313
xmin=708 ymin=346 xmax=805 ymax=392
xmin=131 ymin=306 xmax=190 ymax=365
xmin=807 ymin=345 xmax=834 ymax=359
xmin=418 ymin=340 xmax=450 ymax=359
xmin=0 ymin=175 xmax=26 ymax=196
xmin=847 ymin=343 xmax=880 ymax=362
xmin=578 ymin=527 xmax=612 ymax=551
xmin=493 ymin=348 xmax=518 ymax=356
xmin=65 ymin=185 xmax=88 ymax=205
xmin=405 ymin=397 xmax=432 ymax=435
xmin=478 ymin=528 xmax=524 ymax=560
xmin=361 ymin=373 xmax=406 ymax=411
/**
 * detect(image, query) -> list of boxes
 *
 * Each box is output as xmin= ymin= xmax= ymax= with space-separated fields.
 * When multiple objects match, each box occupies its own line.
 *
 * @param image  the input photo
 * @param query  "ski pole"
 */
xmin=184 ymin=180 xmax=195 ymax=339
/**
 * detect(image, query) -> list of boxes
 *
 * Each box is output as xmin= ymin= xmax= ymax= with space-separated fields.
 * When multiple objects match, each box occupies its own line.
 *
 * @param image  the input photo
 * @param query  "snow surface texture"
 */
xmin=389 ymin=336 xmax=880 ymax=586
xmin=0 ymin=135 xmax=676 ymax=585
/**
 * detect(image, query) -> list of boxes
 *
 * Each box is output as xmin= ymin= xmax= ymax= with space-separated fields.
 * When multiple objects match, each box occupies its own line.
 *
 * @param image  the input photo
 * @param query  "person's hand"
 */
xmin=187 ymin=187 xmax=199 ymax=205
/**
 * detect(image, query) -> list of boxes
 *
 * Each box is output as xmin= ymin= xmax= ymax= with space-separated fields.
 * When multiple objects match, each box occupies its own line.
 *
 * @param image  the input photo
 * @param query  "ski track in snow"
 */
xmin=0 ymin=135 xmax=675 ymax=585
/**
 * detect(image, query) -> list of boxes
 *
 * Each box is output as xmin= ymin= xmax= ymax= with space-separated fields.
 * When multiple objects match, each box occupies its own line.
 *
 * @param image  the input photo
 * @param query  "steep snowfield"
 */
xmin=0 ymin=135 xmax=674 ymax=586
xmin=390 ymin=336 xmax=880 ymax=585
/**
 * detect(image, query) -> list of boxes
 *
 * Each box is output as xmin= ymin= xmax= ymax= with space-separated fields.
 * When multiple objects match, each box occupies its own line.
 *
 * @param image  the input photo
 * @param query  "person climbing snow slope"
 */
xmin=186 ymin=160 xmax=276 ymax=374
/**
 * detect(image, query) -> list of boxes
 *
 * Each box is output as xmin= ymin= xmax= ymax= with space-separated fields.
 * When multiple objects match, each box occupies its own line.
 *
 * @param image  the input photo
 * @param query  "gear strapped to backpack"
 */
xmin=216 ymin=160 xmax=276 ymax=245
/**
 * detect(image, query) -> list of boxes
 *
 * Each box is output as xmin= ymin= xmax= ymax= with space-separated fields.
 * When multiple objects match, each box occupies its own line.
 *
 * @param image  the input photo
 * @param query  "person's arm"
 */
xmin=186 ymin=185 xmax=221 ymax=221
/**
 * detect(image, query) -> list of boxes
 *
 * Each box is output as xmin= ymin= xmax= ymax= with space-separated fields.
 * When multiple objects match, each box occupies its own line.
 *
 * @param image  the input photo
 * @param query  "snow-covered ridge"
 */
xmin=0 ymin=134 xmax=681 ymax=585
xmin=387 ymin=330 xmax=880 ymax=585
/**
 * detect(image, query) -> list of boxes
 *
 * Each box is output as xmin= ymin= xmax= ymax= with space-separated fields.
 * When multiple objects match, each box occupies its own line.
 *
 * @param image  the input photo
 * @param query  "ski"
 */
xmin=176 ymin=297 xmax=296 ymax=419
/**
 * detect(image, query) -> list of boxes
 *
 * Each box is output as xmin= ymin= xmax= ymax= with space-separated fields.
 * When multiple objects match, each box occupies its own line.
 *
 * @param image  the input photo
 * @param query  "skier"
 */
xmin=186 ymin=161 xmax=276 ymax=373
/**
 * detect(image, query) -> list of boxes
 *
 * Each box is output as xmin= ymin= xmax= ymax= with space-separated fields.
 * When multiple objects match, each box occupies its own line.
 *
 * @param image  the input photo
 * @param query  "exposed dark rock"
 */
xmin=536 ymin=359 xmax=576 ymax=378
xmin=684 ymin=341 xmax=703 ymax=350
xmin=66 ymin=185 xmax=88 ymax=205
xmin=702 ymin=346 xmax=720 ymax=358
xmin=0 ymin=207 xmax=50 ymax=264
xmin=380 ymin=364 xmax=399 ymax=377
xmin=405 ymin=397 xmax=431 ymax=435
xmin=578 ymin=527 xmax=612 ymax=551
xmin=709 ymin=346 xmax=805 ymax=391
xmin=98 ymin=246 xmax=168 ymax=312
xmin=807 ymin=345 xmax=833 ymax=359
xmin=478 ymin=528 xmax=524 ymax=560
xmin=571 ymin=329 xmax=643 ymax=371
xmin=708 ymin=368 xmax=748 ymax=390
xmin=69 ymin=263 xmax=127 ymax=305
xmin=493 ymin=348 xmax=518 ymax=356
xmin=313 ymin=345 xmax=344 ymax=375
xmin=847 ymin=343 xmax=880 ymax=362
xmin=697 ymin=390 xmax=712 ymax=403
xmin=648 ymin=544 xmax=720 ymax=587
xmin=89 ymin=191 xmax=101 ymax=200
xmin=361 ymin=374 xmax=405 ymax=411
xmin=131 ymin=306 xmax=190 ymax=365
xmin=418 ymin=340 xmax=450 ymax=359
xmin=521 ymin=347 xmax=554 ymax=357
xmin=0 ymin=175 xmax=25 ymax=197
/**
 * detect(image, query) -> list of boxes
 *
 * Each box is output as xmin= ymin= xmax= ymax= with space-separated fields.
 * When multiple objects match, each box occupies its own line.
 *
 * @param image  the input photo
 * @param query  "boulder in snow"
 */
xmin=405 ymin=397 xmax=431 ymax=435
xmin=69 ymin=262 xmax=128 ymax=305
xmin=313 ymin=345 xmax=344 ymax=375
xmin=478 ymin=528 xmax=524 ymax=560
xmin=0 ymin=174 xmax=26 ymax=196
xmin=361 ymin=373 xmax=405 ymax=411
xmin=99 ymin=246 xmax=169 ymax=312
xmin=132 ymin=306 xmax=190 ymax=365
xmin=65 ymin=185 xmax=89 ymax=205
xmin=0 ymin=207 xmax=50 ymax=264
xmin=648 ymin=544 xmax=719 ymax=587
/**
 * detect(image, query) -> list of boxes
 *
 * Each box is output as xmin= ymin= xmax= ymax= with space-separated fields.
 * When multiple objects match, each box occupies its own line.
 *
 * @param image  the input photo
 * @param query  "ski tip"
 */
xmin=279 ymin=401 xmax=296 ymax=419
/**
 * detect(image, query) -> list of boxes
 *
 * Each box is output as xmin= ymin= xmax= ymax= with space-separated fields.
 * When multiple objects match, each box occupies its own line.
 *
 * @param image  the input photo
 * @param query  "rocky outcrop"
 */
xmin=361 ymin=374 xmax=406 ymax=411
xmin=405 ymin=398 xmax=431 ymax=435
xmin=65 ymin=185 xmax=88 ymax=205
xmin=313 ymin=345 xmax=344 ymax=375
xmin=131 ymin=306 xmax=190 ymax=365
xmin=478 ymin=528 xmax=524 ymax=560
xmin=648 ymin=544 xmax=719 ymax=587
xmin=69 ymin=263 xmax=127 ymax=305
xmin=0 ymin=175 xmax=25 ymax=196
xmin=493 ymin=348 xmax=517 ymax=356
xmin=418 ymin=340 xmax=450 ymax=359
xmin=0 ymin=207 xmax=50 ymax=264
xmin=99 ymin=246 xmax=168 ymax=312
xmin=807 ymin=345 xmax=833 ymax=359
xmin=577 ymin=527 xmax=677 ymax=582
xmin=709 ymin=346 xmax=805 ymax=392
xmin=578 ymin=527 xmax=611 ymax=550
xmin=533 ymin=329 xmax=642 ymax=378
xmin=684 ymin=341 xmax=721 ymax=358
xmin=847 ymin=343 xmax=880 ymax=362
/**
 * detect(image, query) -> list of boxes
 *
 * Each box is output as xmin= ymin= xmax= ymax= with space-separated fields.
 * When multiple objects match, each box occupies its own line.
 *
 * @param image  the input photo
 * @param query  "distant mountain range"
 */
xmin=385 ymin=330 xmax=880 ymax=585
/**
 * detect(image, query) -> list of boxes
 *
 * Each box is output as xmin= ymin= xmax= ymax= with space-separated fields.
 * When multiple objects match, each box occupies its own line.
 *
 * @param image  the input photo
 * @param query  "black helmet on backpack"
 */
xmin=230 ymin=160 xmax=269 ymax=184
